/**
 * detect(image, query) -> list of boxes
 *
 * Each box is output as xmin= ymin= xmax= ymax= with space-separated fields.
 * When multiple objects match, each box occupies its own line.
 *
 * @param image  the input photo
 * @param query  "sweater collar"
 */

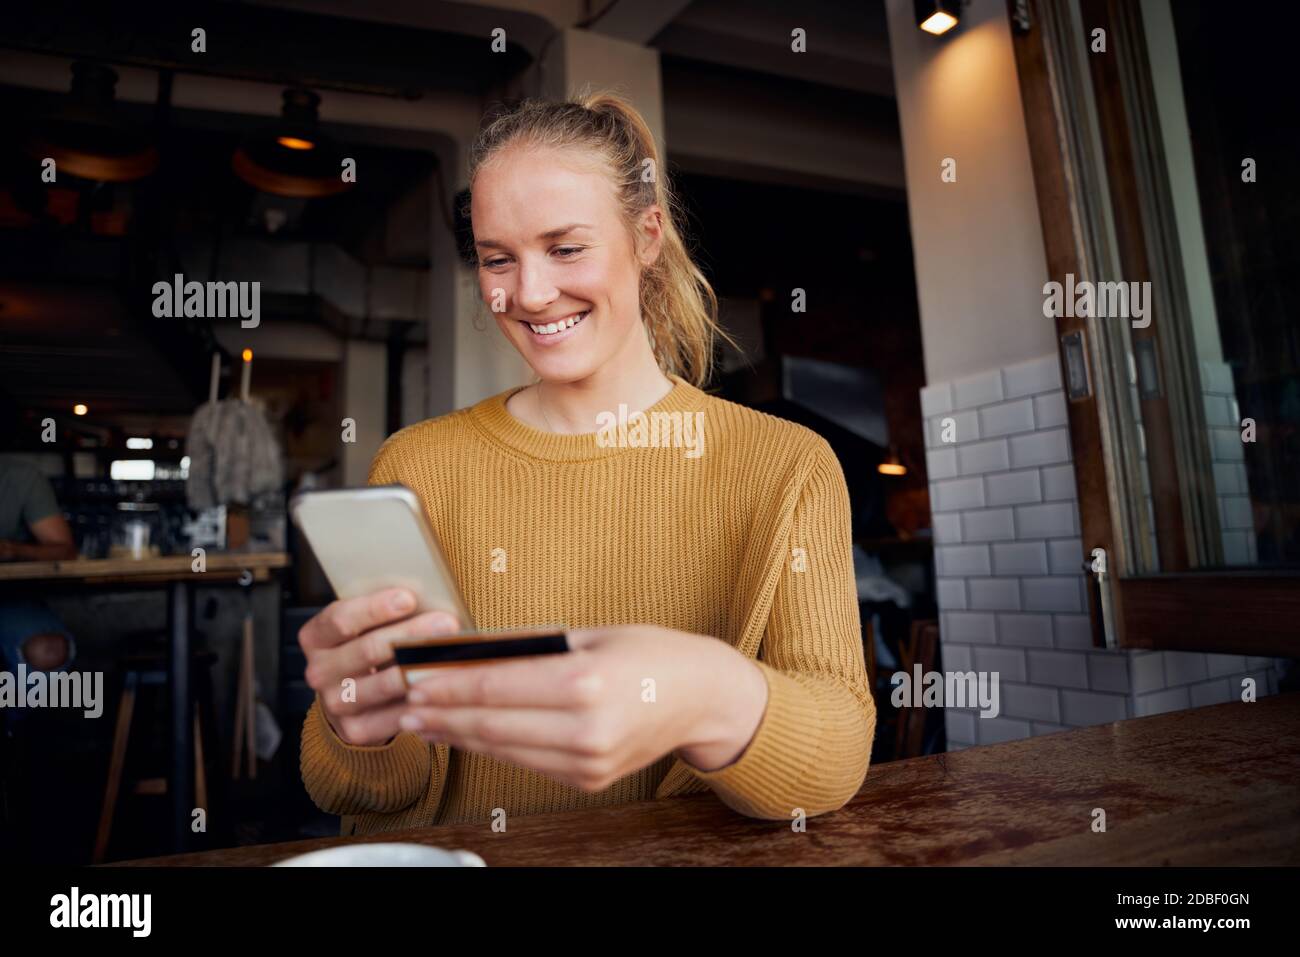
xmin=468 ymin=373 xmax=708 ymax=463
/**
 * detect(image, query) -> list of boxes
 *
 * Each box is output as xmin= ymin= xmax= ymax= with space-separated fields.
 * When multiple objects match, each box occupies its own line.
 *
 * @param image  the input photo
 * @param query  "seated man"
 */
xmin=0 ymin=461 xmax=79 ymax=731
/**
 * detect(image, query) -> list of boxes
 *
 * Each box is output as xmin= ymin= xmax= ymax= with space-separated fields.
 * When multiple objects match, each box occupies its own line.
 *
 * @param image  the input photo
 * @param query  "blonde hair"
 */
xmin=467 ymin=91 xmax=741 ymax=389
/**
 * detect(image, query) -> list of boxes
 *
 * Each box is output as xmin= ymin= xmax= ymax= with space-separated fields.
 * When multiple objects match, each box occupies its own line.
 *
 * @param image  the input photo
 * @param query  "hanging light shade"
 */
xmin=232 ymin=89 xmax=352 ymax=198
xmin=878 ymin=445 xmax=908 ymax=477
xmin=25 ymin=61 xmax=158 ymax=182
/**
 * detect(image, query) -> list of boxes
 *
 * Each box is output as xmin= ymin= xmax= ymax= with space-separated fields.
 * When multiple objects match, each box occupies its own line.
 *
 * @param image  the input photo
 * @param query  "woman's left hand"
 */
xmin=399 ymin=624 xmax=769 ymax=792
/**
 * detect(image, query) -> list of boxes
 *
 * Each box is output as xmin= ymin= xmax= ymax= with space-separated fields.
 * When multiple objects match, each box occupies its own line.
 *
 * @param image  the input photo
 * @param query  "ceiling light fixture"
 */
xmin=915 ymin=0 xmax=963 ymax=35
xmin=232 ymin=89 xmax=352 ymax=198
xmin=25 ymin=61 xmax=158 ymax=182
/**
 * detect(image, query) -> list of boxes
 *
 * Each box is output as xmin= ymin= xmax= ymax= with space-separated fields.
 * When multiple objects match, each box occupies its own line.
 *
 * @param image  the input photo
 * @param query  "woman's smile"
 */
xmin=519 ymin=309 xmax=590 ymax=345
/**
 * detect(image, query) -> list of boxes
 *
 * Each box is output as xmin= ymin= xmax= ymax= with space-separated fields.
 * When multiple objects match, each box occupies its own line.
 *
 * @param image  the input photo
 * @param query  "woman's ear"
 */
xmin=635 ymin=206 xmax=665 ymax=268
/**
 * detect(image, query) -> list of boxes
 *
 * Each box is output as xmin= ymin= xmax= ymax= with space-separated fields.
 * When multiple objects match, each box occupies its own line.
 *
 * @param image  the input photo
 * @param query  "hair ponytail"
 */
xmin=468 ymin=91 xmax=741 ymax=388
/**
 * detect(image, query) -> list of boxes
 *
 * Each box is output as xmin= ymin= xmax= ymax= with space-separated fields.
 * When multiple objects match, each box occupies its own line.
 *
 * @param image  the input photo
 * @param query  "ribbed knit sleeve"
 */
xmin=681 ymin=438 xmax=877 ymax=819
xmin=299 ymin=696 xmax=433 ymax=815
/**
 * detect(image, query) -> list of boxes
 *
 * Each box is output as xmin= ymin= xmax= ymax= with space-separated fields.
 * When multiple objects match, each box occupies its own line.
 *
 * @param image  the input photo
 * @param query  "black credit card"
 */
xmin=393 ymin=628 xmax=569 ymax=674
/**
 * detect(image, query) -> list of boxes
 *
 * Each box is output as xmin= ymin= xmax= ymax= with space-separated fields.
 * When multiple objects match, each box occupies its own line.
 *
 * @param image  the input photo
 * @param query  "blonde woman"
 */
xmin=299 ymin=93 xmax=876 ymax=832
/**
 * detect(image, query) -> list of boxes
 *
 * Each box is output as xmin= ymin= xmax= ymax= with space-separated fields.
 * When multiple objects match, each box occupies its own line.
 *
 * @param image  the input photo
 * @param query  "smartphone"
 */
xmin=393 ymin=627 xmax=570 ymax=684
xmin=289 ymin=485 xmax=475 ymax=630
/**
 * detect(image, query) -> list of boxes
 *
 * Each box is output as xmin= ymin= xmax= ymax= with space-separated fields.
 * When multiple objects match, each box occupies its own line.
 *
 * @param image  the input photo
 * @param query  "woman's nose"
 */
xmin=514 ymin=259 xmax=559 ymax=314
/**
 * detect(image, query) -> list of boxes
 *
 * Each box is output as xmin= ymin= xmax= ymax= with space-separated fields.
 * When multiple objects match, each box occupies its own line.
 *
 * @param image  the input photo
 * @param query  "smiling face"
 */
xmin=471 ymin=145 xmax=662 ymax=384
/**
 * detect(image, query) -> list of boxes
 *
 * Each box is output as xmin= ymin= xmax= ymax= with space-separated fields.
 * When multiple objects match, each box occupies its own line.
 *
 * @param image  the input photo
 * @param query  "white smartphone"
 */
xmin=289 ymin=485 xmax=475 ymax=630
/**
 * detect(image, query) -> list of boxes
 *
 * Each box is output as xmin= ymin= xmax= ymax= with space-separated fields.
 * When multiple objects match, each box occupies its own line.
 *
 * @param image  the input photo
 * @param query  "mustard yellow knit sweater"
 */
xmin=300 ymin=373 xmax=876 ymax=832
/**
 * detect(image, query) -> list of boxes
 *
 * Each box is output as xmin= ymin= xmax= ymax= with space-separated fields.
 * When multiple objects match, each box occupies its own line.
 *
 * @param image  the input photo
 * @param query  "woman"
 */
xmin=299 ymin=92 xmax=876 ymax=832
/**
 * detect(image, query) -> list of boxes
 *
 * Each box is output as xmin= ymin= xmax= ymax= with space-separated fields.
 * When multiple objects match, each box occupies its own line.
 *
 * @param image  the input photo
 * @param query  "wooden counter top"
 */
xmin=119 ymin=692 xmax=1300 ymax=867
xmin=0 ymin=551 xmax=289 ymax=584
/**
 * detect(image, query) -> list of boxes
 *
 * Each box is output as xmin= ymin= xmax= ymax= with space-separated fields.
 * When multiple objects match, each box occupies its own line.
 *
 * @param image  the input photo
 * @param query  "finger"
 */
xmin=400 ymin=706 xmax=588 ymax=752
xmin=325 ymin=701 xmax=412 ymax=747
xmin=318 ymin=662 xmax=408 ymax=716
xmin=317 ymin=609 xmax=462 ymax=683
xmin=300 ymin=589 xmax=419 ymax=651
xmin=406 ymin=652 xmax=599 ymax=709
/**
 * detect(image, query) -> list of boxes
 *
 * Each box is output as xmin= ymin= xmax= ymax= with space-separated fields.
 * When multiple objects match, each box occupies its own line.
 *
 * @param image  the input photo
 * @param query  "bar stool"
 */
xmin=93 ymin=648 xmax=218 ymax=863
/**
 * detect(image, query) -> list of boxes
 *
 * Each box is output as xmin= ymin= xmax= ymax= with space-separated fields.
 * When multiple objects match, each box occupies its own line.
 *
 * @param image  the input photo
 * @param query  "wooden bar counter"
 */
xmin=120 ymin=692 xmax=1300 ymax=867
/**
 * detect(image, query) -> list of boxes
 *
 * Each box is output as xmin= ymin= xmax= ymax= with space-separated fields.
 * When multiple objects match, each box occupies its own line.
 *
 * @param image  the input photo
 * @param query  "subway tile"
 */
xmin=932 ymin=512 xmax=962 ymax=544
xmin=1015 ymin=502 xmax=1076 ymax=538
xmin=996 ymin=613 xmax=1054 ymax=647
xmin=1053 ymin=614 xmax=1094 ymax=649
xmin=1202 ymin=393 xmax=1233 ymax=427
xmin=932 ymin=476 xmax=985 ymax=512
xmin=985 ymin=469 xmax=1042 ymax=507
xmin=1199 ymin=359 xmax=1235 ymax=395
xmin=1219 ymin=496 xmax=1253 ymax=530
xmin=1022 ymin=577 xmax=1083 ymax=613
xmin=942 ymin=642 xmax=973 ymax=672
xmin=1002 ymin=355 xmax=1062 ymax=398
xmin=1030 ymin=722 xmax=1070 ymax=736
xmin=936 ymin=578 xmax=967 ymax=611
xmin=961 ymin=508 xmax=1017 ymax=542
xmin=1087 ymin=652 xmax=1130 ymax=693
xmin=1040 ymin=464 xmax=1078 ymax=501
xmin=979 ymin=399 xmax=1036 ymax=438
xmin=920 ymin=382 xmax=953 ymax=417
xmin=1205 ymin=653 xmax=1246 ymax=678
xmin=958 ymin=439 xmax=1011 ymax=475
xmin=992 ymin=541 xmax=1048 ymax=576
xmin=926 ymin=446 xmax=959 ymax=480
xmin=1009 ymin=428 xmax=1072 ymax=469
xmin=1032 ymin=391 xmax=1068 ymax=429
xmin=1047 ymin=538 xmax=1084 ymax=576
xmin=945 ymin=709 xmax=975 ymax=744
xmin=1210 ymin=428 xmax=1245 ymax=462
xmin=1222 ymin=531 xmax=1251 ymax=566
xmin=1211 ymin=462 xmax=1244 ymax=495
xmin=968 ymin=577 xmax=1021 ymax=611
xmin=1027 ymin=649 xmax=1090 ymax=689
xmin=972 ymin=646 xmax=1027 ymax=682
xmin=1000 ymin=682 xmax=1061 ymax=723
xmin=953 ymin=369 xmax=1004 ymax=409
xmin=944 ymin=611 xmax=998 ymax=643
xmin=1061 ymin=689 xmax=1129 ymax=726
xmin=1189 ymin=679 xmax=1232 ymax=708
xmin=927 ymin=410 xmax=979 ymax=447
xmin=977 ymin=716 xmax=1032 ymax=745
xmin=1130 ymin=651 xmax=1166 ymax=694
xmin=936 ymin=544 xmax=991 ymax=577
xmin=1164 ymin=651 xmax=1209 ymax=686
xmin=1134 ymin=686 xmax=1191 ymax=717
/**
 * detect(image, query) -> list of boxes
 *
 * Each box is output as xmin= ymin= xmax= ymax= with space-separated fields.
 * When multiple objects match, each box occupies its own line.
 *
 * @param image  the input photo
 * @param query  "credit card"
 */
xmin=393 ymin=628 xmax=569 ymax=683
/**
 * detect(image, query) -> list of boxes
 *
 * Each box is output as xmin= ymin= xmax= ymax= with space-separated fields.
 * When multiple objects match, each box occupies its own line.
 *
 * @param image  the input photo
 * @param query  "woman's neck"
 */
xmin=523 ymin=360 xmax=675 ymax=435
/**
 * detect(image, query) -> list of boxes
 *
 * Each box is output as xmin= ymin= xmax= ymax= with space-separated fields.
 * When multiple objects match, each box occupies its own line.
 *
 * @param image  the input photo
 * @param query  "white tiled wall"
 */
xmin=1200 ymin=358 xmax=1257 ymax=565
xmin=921 ymin=354 xmax=1285 ymax=751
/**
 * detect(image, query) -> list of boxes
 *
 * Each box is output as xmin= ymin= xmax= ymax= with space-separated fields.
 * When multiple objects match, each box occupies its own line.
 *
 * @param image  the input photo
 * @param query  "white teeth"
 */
xmin=528 ymin=311 xmax=587 ymax=335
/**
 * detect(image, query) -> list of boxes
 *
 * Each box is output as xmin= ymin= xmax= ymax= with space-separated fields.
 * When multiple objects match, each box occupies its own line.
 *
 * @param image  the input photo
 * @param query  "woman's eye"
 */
xmin=482 ymin=258 xmax=509 ymax=269
xmin=553 ymin=246 xmax=584 ymax=258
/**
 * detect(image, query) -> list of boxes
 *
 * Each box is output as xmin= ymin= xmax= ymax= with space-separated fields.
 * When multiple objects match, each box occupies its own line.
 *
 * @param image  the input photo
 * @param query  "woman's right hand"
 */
xmin=299 ymin=587 xmax=461 ymax=746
